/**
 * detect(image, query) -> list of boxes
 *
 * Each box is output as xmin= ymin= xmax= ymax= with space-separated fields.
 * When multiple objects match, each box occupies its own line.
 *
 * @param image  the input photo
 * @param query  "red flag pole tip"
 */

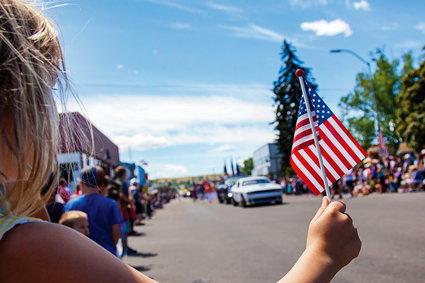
xmin=295 ymin=69 xmax=304 ymax=77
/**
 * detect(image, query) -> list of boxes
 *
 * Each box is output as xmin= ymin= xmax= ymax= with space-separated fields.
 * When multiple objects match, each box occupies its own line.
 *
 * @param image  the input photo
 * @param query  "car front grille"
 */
xmin=247 ymin=189 xmax=282 ymax=195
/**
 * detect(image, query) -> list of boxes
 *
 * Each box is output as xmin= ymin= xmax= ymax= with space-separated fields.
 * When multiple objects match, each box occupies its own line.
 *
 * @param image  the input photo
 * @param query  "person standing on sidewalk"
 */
xmin=114 ymin=166 xmax=139 ymax=254
xmin=65 ymin=166 xmax=121 ymax=256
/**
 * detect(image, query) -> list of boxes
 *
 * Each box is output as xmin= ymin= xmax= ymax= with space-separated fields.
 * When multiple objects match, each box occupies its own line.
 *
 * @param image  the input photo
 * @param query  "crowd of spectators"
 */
xmin=280 ymin=150 xmax=425 ymax=198
xmin=190 ymin=180 xmax=217 ymax=203
xmin=43 ymin=165 xmax=173 ymax=258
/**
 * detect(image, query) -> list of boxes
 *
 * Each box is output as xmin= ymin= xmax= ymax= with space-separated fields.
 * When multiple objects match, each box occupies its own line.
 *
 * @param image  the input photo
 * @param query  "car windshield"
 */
xmin=242 ymin=179 xmax=270 ymax=186
xmin=225 ymin=179 xmax=237 ymax=186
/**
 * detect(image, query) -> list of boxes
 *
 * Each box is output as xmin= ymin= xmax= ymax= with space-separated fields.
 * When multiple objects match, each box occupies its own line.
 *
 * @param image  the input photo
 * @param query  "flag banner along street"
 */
xmin=290 ymin=79 xmax=367 ymax=195
xmin=378 ymin=129 xmax=389 ymax=158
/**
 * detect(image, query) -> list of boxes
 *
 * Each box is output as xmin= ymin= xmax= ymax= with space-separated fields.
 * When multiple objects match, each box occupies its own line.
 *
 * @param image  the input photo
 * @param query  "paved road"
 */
xmin=124 ymin=193 xmax=425 ymax=283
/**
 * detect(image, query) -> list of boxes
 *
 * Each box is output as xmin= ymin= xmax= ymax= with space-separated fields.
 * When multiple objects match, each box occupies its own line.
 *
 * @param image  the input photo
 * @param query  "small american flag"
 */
xmin=377 ymin=129 xmax=389 ymax=158
xmin=290 ymin=79 xmax=367 ymax=195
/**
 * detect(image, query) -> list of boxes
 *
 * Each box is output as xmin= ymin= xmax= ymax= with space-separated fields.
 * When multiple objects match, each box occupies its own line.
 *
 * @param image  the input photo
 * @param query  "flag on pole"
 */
xmin=230 ymin=158 xmax=235 ymax=176
xmin=377 ymin=128 xmax=389 ymax=158
xmin=236 ymin=163 xmax=241 ymax=176
xmin=290 ymin=75 xmax=367 ymax=195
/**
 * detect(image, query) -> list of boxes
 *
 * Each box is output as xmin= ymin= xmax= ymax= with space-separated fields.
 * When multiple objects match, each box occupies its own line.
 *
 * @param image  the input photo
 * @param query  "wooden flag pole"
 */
xmin=296 ymin=69 xmax=332 ymax=202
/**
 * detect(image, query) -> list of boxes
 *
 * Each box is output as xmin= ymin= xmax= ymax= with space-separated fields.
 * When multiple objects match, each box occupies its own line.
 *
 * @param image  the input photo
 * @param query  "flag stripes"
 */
xmin=323 ymin=121 xmax=358 ymax=164
xmin=290 ymin=154 xmax=323 ymax=195
xmin=330 ymin=117 xmax=367 ymax=158
xmin=292 ymin=114 xmax=319 ymax=152
xmin=319 ymin=140 xmax=347 ymax=175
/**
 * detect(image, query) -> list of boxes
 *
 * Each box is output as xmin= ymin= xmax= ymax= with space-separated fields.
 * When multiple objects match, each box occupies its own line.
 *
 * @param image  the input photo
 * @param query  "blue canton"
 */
xmin=298 ymin=81 xmax=334 ymax=125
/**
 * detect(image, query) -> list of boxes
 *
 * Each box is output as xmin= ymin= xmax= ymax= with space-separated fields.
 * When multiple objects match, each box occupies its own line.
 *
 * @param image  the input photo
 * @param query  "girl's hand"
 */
xmin=279 ymin=197 xmax=361 ymax=283
xmin=306 ymin=197 xmax=361 ymax=271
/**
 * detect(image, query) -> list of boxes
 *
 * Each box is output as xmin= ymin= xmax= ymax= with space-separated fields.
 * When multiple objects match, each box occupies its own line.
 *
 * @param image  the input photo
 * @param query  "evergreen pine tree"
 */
xmin=272 ymin=41 xmax=317 ymax=174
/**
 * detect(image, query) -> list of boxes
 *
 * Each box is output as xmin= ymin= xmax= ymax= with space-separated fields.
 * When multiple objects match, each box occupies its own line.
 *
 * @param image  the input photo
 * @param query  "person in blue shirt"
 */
xmin=65 ymin=166 xmax=121 ymax=256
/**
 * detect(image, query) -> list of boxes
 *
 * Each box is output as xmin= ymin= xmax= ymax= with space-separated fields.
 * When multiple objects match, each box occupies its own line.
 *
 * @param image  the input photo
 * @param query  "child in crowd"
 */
xmin=59 ymin=211 xmax=90 ymax=237
xmin=58 ymin=178 xmax=72 ymax=203
xmin=0 ymin=1 xmax=360 ymax=282
xmin=129 ymin=179 xmax=145 ymax=226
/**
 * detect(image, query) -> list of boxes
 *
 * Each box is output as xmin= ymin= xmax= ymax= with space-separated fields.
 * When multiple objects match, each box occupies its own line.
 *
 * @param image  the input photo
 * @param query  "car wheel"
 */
xmin=218 ymin=197 xmax=224 ymax=204
xmin=240 ymin=195 xmax=247 ymax=207
xmin=275 ymin=197 xmax=283 ymax=205
xmin=232 ymin=197 xmax=238 ymax=206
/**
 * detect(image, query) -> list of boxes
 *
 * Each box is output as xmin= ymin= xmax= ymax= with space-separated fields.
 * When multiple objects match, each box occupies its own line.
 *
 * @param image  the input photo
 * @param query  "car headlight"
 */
xmin=227 ymin=192 xmax=233 ymax=197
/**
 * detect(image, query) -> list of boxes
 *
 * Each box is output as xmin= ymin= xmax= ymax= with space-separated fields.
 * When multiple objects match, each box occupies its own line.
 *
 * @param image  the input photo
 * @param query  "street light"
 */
xmin=330 ymin=49 xmax=387 ymax=155
xmin=330 ymin=49 xmax=371 ymax=71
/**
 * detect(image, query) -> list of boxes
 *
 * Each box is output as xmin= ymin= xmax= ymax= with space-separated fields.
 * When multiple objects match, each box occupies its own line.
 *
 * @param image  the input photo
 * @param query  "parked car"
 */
xmin=231 ymin=176 xmax=282 ymax=207
xmin=217 ymin=176 xmax=242 ymax=204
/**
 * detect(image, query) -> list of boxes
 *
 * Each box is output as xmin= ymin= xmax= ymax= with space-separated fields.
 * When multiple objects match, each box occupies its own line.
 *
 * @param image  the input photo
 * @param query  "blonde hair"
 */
xmin=0 ymin=0 xmax=66 ymax=216
xmin=59 ymin=210 xmax=88 ymax=228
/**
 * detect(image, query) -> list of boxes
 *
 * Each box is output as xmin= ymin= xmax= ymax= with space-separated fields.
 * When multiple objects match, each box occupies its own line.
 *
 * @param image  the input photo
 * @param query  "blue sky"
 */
xmin=47 ymin=0 xmax=425 ymax=178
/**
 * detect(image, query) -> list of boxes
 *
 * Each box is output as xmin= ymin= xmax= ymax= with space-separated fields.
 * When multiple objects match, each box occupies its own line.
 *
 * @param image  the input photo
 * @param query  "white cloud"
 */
xmin=353 ymin=0 xmax=370 ymax=11
xmin=116 ymin=64 xmax=124 ymax=69
xmin=138 ymin=0 xmax=204 ymax=14
xmin=67 ymin=83 xmax=275 ymax=151
xmin=381 ymin=22 xmax=399 ymax=31
xmin=219 ymin=24 xmax=308 ymax=47
xmin=211 ymin=144 xmax=236 ymax=153
xmin=300 ymin=19 xmax=352 ymax=37
xmin=289 ymin=0 xmax=329 ymax=8
xmin=149 ymin=163 xmax=189 ymax=178
xmin=219 ymin=24 xmax=283 ymax=43
xmin=170 ymin=22 xmax=191 ymax=30
xmin=416 ymin=22 xmax=425 ymax=34
xmin=206 ymin=1 xmax=241 ymax=14
xmin=113 ymin=133 xmax=171 ymax=150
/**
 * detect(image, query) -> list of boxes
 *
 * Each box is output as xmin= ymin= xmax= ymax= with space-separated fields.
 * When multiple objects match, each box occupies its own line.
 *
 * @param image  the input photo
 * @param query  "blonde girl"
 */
xmin=0 ymin=1 xmax=360 ymax=282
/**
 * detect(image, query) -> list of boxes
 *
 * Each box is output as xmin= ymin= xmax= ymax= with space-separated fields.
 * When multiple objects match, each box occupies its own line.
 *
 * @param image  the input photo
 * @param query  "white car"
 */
xmin=231 ymin=176 xmax=282 ymax=207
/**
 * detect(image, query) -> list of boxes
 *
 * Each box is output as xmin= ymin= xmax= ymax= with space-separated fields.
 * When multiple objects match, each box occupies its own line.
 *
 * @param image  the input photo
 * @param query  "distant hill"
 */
xmin=152 ymin=174 xmax=224 ymax=184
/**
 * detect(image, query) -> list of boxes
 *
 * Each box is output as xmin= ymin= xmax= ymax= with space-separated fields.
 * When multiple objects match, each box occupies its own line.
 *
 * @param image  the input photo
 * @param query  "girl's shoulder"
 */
xmin=0 ymin=220 xmax=156 ymax=283
xmin=0 ymin=215 xmax=42 ymax=240
xmin=0 ymin=221 xmax=88 ymax=282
